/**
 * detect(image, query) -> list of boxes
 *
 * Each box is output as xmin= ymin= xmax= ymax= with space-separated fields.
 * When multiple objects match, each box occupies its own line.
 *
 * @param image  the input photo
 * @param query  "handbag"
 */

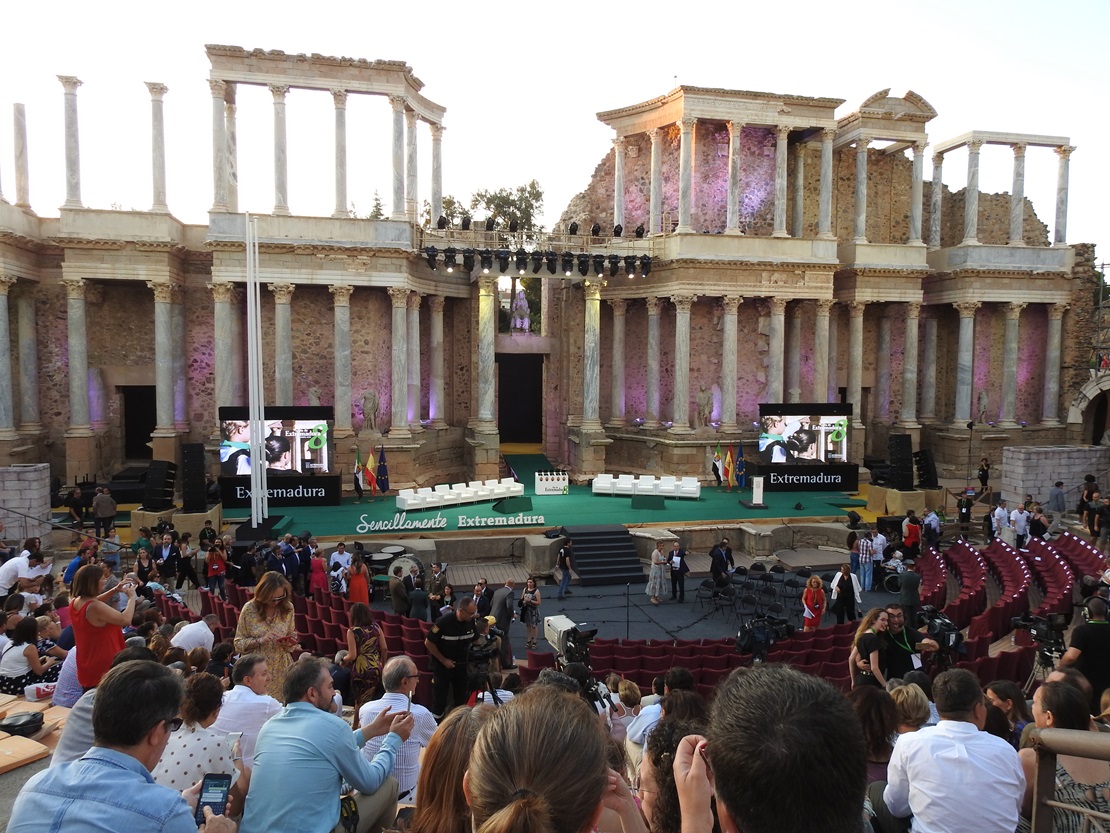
xmin=0 ymin=711 xmax=44 ymax=737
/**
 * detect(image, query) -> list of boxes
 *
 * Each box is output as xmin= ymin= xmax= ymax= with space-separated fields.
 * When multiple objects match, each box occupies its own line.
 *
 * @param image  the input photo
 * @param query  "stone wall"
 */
xmin=1000 ymin=445 xmax=1110 ymax=508
xmin=0 ymin=464 xmax=51 ymax=540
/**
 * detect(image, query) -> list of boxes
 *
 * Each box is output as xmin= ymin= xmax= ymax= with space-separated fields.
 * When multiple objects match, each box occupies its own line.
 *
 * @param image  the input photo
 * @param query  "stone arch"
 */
xmin=1068 ymin=373 xmax=1110 ymax=443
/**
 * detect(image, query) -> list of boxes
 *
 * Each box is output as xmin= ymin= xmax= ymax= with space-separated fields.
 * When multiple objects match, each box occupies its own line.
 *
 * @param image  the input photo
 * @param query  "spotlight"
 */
xmin=635 ymin=224 xmax=645 ymax=238
xmin=590 ymin=222 xmax=601 ymax=236
xmin=436 ymin=215 xmax=448 ymax=230
xmin=577 ymin=253 xmax=590 ymax=277
xmin=545 ymin=251 xmax=558 ymax=275
xmin=496 ymin=249 xmax=510 ymax=273
xmin=846 ymin=510 xmax=862 ymax=529
xmin=425 ymin=246 xmax=438 ymax=270
xmin=462 ymin=248 xmax=475 ymax=272
xmin=640 ymin=254 xmax=651 ymax=277
xmin=561 ymin=252 xmax=574 ymax=276
xmin=443 ymin=247 xmax=457 ymax=273
xmin=515 ymin=248 xmax=528 ymax=275
xmin=624 ymin=255 xmax=637 ymax=276
xmin=530 ymin=251 xmax=544 ymax=274
xmin=461 ymin=216 xmax=472 ymax=231
xmin=485 ymin=217 xmax=496 ymax=232
xmin=608 ymin=254 xmax=621 ymax=278
xmin=613 ymin=224 xmax=623 ymax=237
xmin=509 ymin=219 xmax=519 ymax=233
xmin=568 ymin=222 xmax=579 ymax=235
xmin=592 ymin=254 xmax=606 ymax=276
xmin=479 ymin=249 xmax=493 ymax=273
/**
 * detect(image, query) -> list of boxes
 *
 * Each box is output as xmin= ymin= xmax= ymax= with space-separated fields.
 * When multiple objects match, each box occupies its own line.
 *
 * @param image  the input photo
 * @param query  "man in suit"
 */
xmin=473 ymin=578 xmax=494 ymax=617
xmin=389 ymin=565 xmax=409 ymax=615
xmin=489 ymin=579 xmax=517 ymax=669
xmin=708 ymin=537 xmax=732 ymax=588
xmin=265 ymin=543 xmax=288 ymax=578
xmin=403 ymin=566 xmax=419 ymax=595
xmin=153 ymin=533 xmax=181 ymax=591
xmin=669 ymin=541 xmax=690 ymax=602
xmin=426 ymin=563 xmax=448 ymax=618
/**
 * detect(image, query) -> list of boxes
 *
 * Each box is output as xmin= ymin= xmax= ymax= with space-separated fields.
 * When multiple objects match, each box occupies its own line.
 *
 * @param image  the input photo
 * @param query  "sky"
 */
xmin=1 ymin=1 xmax=1106 ymax=263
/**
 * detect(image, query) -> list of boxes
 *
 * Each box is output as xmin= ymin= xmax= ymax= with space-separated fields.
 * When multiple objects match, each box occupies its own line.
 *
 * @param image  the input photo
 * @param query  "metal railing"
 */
xmin=1029 ymin=727 xmax=1110 ymax=833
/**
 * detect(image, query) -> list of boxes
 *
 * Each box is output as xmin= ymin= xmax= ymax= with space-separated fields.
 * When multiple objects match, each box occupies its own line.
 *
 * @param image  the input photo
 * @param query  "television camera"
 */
xmin=544 ymin=614 xmax=597 ymax=668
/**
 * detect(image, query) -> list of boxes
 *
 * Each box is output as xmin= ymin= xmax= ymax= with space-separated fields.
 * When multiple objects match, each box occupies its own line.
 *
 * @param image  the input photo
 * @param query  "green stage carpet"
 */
xmin=503 ymin=454 xmax=555 ymax=482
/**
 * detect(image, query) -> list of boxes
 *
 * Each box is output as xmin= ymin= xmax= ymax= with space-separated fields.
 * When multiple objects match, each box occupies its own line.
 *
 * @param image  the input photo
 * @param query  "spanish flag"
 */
xmin=723 ymin=446 xmax=735 ymax=491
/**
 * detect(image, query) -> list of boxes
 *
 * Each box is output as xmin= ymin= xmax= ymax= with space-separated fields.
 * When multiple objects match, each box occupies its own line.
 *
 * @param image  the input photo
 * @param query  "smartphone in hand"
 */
xmin=194 ymin=772 xmax=233 ymax=826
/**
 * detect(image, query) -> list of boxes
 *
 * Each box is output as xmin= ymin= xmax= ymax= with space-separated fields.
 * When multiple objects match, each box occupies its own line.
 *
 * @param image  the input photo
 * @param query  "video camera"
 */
xmin=1011 ymin=611 xmax=1068 ymax=667
xmin=735 ymin=614 xmax=794 ymax=662
xmin=544 ymin=615 xmax=597 ymax=667
xmin=918 ymin=606 xmax=963 ymax=650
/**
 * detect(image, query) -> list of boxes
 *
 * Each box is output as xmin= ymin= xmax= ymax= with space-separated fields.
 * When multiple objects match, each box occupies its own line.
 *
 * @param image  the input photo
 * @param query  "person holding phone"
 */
xmin=234 ymin=572 xmax=297 ymax=700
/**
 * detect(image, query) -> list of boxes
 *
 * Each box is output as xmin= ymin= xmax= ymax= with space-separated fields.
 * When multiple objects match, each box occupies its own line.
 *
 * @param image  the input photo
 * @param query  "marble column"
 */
xmin=430 ymin=124 xmax=444 ymax=224
xmin=671 ymin=295 xmax=694 ymax=432
xmin=827 ymin=303 xmax=840 ymax=403
xmin=847 ymin=302 xmax=867 ymax=427
xmin=649 ymin=128 xmax=663 ymax=234
xmin=0 ymin=278 xmax=17 ymax=438
xmin=876 ymin=313 xmax=892 ymax=420
xmin=1054 ymin=145 xmax=1075 ymax=245
xmin=928 ymin=153 xmax=943 ymax=249
xmin=953 ymin=302 xmax=980 ymax=423
xmin=814 ymin=300 xmax=832 ymax=403
xmin=406 ymin=110 xmax=418 ymax=222
xmin=390 ymin=96 xmax=406 ymax=221
xmin=330 ymin=284 xmax=353 ymax=434
xmin=13 ymin=104 xmax=30 ymax=209
xmin=61 ymin=279 xmax=90 ymax=432
xmin=773 ymin=126 xmax=790 ymax=237
xmin=645 ymin=297 xmax=661 ymax=427
xmin=853 ymin=138 xmax=870 ymax=243
xmin=388 ymin=286 xmax=412 ymax=436
xmin=919 ymin=314 xmax=938 ymax=422
xmin=767 ymin=298 xmax=787 ymax=403
xmin=999 ymin=302 xmax=1026 ymax=427
xmin=58 ymin=76 xmax=82 ymax=209
xmin=785 ymin=302 xmax=802 ymax=403
xmin=909 ymin=142 xmax=925 ymax=244
xmin=1042 ymin=303 xmax=1067 ymax=425
xmin=720 ymin=296 xmax=741 ymax=430
xmin=209 ymin=80 xmax=228 ymax=211
xmin=332 ymin=90 xmax=349 ymax=218
xmin=962 ymin=140 xmax=982 ymax=245
xmin=147 ymin=281 xmax=174 ymax=432
xmin=677 ymin=118 xmax=696 ymax=233
xmin=899 ymin=303 xmax=921 ymax=427
xmin=726 ymin=122 xmax=743 ymax=233
xmin=16 ymin=293 xmax=40 ymax=432
xmin=428 ymin=296 xmax=446 ymax=429
xmin=582 ymin=283 xmax=603 ymax=432
xmin=1009 ymin=143 xmax=1026 ymax=245
xmin=210 ymin=283 xmax=235 ymax=412
xmin=270 ymin=85 xmax=290 ymax=216
xmin=225 ymin=84 xmax=238 ymax=213
xmin=475 ymin=278 xmax=496 ymax=429
xmin=818 ymin=128 xmax=835 ymax=239
xmin=612 ymin=137 xmax=626 ymax=230
xmin=607 ymin=299 xmax=627 ymax=428
xmin=145 ymin=82 xmax=169 ymax=212
xmin=407 ymin=292 xmax=423 ymax=432
xmin=269 ymin=283 xmax=295 ymax=405
xmin=791 ymin=144 xmax=806 ymax=238
xmin=171 ymin=286 xmax=187 ymax=431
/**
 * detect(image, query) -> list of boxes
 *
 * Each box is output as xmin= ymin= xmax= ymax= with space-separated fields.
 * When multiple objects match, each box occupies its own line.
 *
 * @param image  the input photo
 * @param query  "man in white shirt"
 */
xmin=210 ymin=655 xmax=283 ymax=768
xmin=872 ymin=528 xmax=889 ymax=562
xmin=875 ymin=668 xmax=1024 ymax=833
xmin=170 ymin=615 xmax=219 ymax=653
xmin=358 ymin=656 xmax=437 ymax=803
xmin=0 ymin=551 xmax=48 ymax=599
xmin=992 ymin=500 xmax=1010 ymax=542
xmin=1009 ymin=504 xmax=1031 ymax=549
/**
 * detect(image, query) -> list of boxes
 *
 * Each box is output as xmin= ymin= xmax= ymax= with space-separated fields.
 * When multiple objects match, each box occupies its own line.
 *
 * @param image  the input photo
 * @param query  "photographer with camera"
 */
xmin=1058 ymin=597 xmax=1110 ymax=713
xmin=466 ymin=616 xmax=504 ymax=704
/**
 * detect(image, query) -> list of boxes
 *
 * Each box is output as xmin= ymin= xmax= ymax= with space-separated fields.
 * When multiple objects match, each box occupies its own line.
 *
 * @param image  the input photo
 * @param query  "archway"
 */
xmin=1068 ymin=374 xmax=1110 ymax=444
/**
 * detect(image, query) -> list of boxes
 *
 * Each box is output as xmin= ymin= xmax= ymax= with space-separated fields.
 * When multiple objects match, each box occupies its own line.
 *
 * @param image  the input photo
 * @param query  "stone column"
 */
xmin=474 ymin=278 xmax=496 ymax=429
xmin=147 ymin=281 xmax=175 ymax=432
xmin=0 ymin=278 xmax=17 ymax=438
xmin=876 ymin=313 xmax=892 ymax=420
xmin=210 ymin=282 xmax=235 ymax=412
xmin=607 ymin=299 xmax=627 ymax=428
xmin=390 ymin=96 xmax=406 ymax=221
xmin=899 ymin=303 xmax=921 ymax=427
xmin=225 ymin=85 xmax=238 ymax=213
xmin=853 ymin=138 xmax=871 ymax=243
xmin=999 ymin=302 xmax=1026 ymax=427
xmin=671 ymin=294 xmax=694 ymax=432
xmin=209 ymin=79 xmax=228 ymax=211
xmin=928 ymin=153 xmax=943 ymax=249
xmin=16 ymin=293 xmax=40 ymax=432
xmin=229 ymin=287 xmax=244 ymax=405
xmin=58 ymin=76 xmax=82 ymax=209
xmin=726 ymin=122 xmax=743 ymax=233
xmin=430 ymin=124 xmax=444 ymax=224
xmin=269 ymin=283 xmax=295 ymax=406
xmin=785 ymin=302 xmax=802 ymax=402
xmin=909 ymin=142 xmax=925 ymax=244
xmin=677 ymin=118 xmax=696 ymax=233
xmin=407 ymin=292 xmax=423 ymax=431
xmin=612 ymin=137 xmax=626 ymax=230
xmin=919 ymin=314 xmax=938 ymax=422
xmin=645 ymin=297 xmax=661 ymax=427
xmin=406 ymin=110 xmax=418 ymax=222
xmin=13 ymin=104 xmax=29 ymax=209
xmin=792 ymin=144 xmax=806 ymax=238
xmin=847 ymin=302 xmax=867 ymax=427
xmin=767 ymin=297 xmax=787 ymax=402
xmin=388 ymin=287 xmax=412 ymax=436
xmin=145 ymin=82 xmax=169 ymax=213
xmin=1008 ymin=143 xmax=1026 ymax=245
xmin=1042 ymin=303 xmax=1067 ymax=425
xmin=428 ymin=296 xmax=446 ymax=429
xmin=332 ymin=90 xmax=349 ymax=218
xmin=962 ymin=139 xmax=982 ymax=245
xmin=1054 ymin=145 xmax=1075 ymax=245
xmin=330 ymin=284 xmax=353 ymax=434
xmin=270 ymin=85 xmax=290 ymax=216
xmin=171 ymin=286 xmax=187 ymax=431
xmin=827 ymin=303 xmax=840 ymax=403
xmin=582 ymin=283 xmax=603 ymax=432
xmin=62 ymin=278 xmax=90 ymax=432
xmin=649 ymin=128 xmax=663 ymax=235
xmin=814 ymin=300 xmax=833 ymax=403
xmin=818 ymin=128 xmax=835 ymax=239
xmin=773 ymin=126 xmax=790 ymax=237
xmin=953 ymin=302 xmax=981 ymax=423
xmin=720 ymin=296 xmax=741 ymax=430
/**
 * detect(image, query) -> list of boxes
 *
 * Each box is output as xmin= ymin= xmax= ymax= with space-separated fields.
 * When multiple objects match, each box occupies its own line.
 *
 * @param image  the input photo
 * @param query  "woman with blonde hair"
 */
xmin=646 ymin=541 xmax=667 ymax=606
xmin=234 ymin=571 xmax=297 ymax=699
xmin=851 ymin=608 xmax=890 ymax=689
xmin=409 ymin=705 xmax=496 ymax=833
xmin=890 ymin=683 xmax=931 ymax=733
xmin=801 ymin=574 xmax=826 ymax=632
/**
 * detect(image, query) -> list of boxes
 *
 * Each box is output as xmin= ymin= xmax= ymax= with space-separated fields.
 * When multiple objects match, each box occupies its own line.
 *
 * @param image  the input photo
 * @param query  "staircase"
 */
xmin=562 ymin=524 xmax=644 ymax=587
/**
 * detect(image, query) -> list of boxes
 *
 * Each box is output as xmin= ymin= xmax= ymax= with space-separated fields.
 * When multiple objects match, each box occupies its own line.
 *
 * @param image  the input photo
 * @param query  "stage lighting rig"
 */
xmin=577 ymin=253 xmax=590 ymax=277
xmin=624 ymin=255 xmax=637 ymax=277
xmin=592 ymin=254 xmax=606 ymax=276
xmin=608 ymin=255 xmax=621 ymax=277
xmin=590 ymin=222 xmax=601 ymax=236
xmin=443 ymin=247 xmax=457 ymax=273
xmin=568 ymin=222 xmax=579 ymax=235
xmin=640 ymin=255 xmax=652 ymax=277
xmin=545 ymin=251 xmax=558 ymax=275
xmin=515 ymin=248 xmax=528 ymax=275
xmin=613 ymin=224 xmax=623 ymax=237
xmin=496 ymin=249 xmax=511 ymax=273
xmin=462 ymin=249 xmax=475 ymax=272
xmin=436 ymin=215 xmax=448 ymax=229
xmin=479 ymin=249 xmax=493 ymax=273
xmin=509 ymin=219 xmax=519 ymax=233
xmin=635 ymin=224 xmax=645 ymax=238
xmin=485 ymin=217 xmax=496 ymax=232
xmin=461 ymin=216 xmax=472 ymax=230
xmin=530 ymin=251 xmax=544 ymax=274
xmin=561 ymin=252 xmax=574 ymax=276
xmin=425 ymin=246 xmax=438 ymax=270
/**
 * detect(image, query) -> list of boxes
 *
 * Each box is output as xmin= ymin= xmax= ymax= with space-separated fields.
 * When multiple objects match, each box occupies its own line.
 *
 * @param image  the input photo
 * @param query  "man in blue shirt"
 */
xmin=240 ymin=657 xmax=414 ymax=833
xmin=9 ymin=659 xmax=236 ymax=833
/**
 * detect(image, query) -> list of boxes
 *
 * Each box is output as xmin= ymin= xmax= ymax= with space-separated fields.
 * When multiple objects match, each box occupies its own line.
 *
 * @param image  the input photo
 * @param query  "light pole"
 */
xmin=965 ymin=420 xmax=975 ymax=496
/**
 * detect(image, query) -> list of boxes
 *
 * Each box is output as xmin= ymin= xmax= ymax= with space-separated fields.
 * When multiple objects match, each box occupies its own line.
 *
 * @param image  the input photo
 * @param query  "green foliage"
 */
xmin=421 ymin=194 xmax=465 ymax=228
xmin=521 ymin=277 xmax=542 ymax=333
xmin=368 ymin=191 xmax=384 ymax=221
xmin=470 ymin=180 xmax=545 ymax=237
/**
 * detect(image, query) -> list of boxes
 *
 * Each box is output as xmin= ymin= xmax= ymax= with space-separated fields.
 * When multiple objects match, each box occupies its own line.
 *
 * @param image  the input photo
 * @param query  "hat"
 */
xmin=485 ymin=616 xmax=497 ymax=627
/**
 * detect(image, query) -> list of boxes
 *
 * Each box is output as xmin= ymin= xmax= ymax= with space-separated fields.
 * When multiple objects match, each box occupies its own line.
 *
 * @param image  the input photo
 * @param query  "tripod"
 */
xmin=1023 ymin=648 xmax=1059 ymax=697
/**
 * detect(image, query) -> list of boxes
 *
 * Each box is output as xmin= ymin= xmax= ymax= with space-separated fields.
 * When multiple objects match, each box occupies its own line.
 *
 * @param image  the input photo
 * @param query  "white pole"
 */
xmin=245 ymin=214 xmax=268 ymax=526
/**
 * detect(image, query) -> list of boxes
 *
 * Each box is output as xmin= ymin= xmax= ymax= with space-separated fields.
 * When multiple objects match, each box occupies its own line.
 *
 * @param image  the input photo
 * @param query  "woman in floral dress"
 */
xmin=234 ymin=571 xmax=297 ymax=699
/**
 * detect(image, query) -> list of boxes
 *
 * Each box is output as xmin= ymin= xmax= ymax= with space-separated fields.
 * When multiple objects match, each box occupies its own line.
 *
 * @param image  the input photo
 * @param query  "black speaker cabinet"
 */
xmin=912 ymin=449 xmax=939 ymax=489
xmin=181 ymin=443 xmax=207 ymax=513
xmin=142 ymin=460 xmax=178 ymax=511
xmin=887 ymin=435 xmax=914 ymax=490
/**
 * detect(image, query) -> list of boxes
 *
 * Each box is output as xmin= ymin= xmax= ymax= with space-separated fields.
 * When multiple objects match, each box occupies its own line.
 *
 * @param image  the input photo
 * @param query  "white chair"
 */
xmin=501 ymin=477 xmax=524 ymax=497
xmin=396 ymin=488 xmax=424 ymax=510
xmin=434 ymin=484 xmax=458 ymax=506
xmin=634 ymin=475 xmax=658 ymax=495
xmin=418 ymin=486 xmax=443 ymax=507
xmin=451 ymin=482 xmax=475 ymax=502
xmin=655 ymin=475 xmax=678 ymax=497
xmin=592 ymin=473 xmax=614 ymax=495
xmin=491 ymin=479 xmax=510 ymax=498
xmin=677 ymin=477 xmax=702 ymax=499
xmin=469 ymin=480 xmax=493 ymax=500
xmin=613 ymin=474 xmax=635 ymax=496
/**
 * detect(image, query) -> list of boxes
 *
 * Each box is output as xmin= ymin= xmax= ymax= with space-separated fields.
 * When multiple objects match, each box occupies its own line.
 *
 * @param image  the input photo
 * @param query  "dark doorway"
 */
xmin=120 ymin=386 xmax=156 ymax=460
xmin=1092 ymin=390 xmax=1108 ymax=445
xmin=496 ymin=354 xmax=543 ymax=443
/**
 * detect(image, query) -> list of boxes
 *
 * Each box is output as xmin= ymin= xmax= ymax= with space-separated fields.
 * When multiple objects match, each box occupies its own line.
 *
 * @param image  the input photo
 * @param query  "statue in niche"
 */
xmin=307 ymin=386 xmax=322 ymax=407
xmin=361 ymin=390 xmax=380 ymax=433
xmin=510 ymin=289 xmax=531 ymax=333
xmin=695 ymin=385 xmax=713 ymax=428
xmin=977 ymin=389 xmax=989 ymax=424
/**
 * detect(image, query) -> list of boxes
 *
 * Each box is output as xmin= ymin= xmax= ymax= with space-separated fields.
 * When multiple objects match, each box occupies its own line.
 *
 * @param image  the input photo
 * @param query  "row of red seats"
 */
xmin=957 ymin=645 xmax=1037 ymax=688
xmin=1052 ymin=531 xmax=1105 ymax=578
xmin=942 ymin=541 xmax=989 ymax=629
xmin=968 ymin=540 xmax=1033 ymax=641
xmin=916 ymin=547 xmax=948 ymax=608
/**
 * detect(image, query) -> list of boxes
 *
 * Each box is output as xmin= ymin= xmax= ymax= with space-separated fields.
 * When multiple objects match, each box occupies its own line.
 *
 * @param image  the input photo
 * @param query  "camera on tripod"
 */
xmin=544 ymin=615 xmax=597 ymax=667
xmin=735 ymin=614 xmax=794 ymax=662
xmin=1011 ymin=611 xmax=1068 ymax=653
xmin=918 ymin=606 xmax=963 ymax=651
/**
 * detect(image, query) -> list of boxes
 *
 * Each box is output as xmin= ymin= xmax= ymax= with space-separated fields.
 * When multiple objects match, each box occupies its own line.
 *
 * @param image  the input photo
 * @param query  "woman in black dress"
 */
xmin=852 ymin=608 xmax=890 ymax=689
xmin=977 ymin=458 xmax=991 ymax=495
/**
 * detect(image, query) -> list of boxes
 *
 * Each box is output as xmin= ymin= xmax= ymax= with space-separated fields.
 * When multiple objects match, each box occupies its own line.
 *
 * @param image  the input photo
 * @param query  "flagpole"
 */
xmin=245 ymin=214 xmax=268 ymax=527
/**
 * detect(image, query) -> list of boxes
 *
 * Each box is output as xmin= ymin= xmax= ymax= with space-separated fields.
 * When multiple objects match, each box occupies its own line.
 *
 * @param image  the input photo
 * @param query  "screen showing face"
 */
xmin=218 ymin=408 xmax=332 ymax=476
xmin=757 ymin=410 xmax=849 ymax=465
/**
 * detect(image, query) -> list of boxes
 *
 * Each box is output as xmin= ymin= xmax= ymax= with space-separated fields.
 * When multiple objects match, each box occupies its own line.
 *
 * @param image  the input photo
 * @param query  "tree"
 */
xmin=421 ymin=194 xmax=465 ymax=228
xmin=470 ymin=180 xmax=545 ymax=240
xmin=368 ymin=191 xmax=384 ymax=220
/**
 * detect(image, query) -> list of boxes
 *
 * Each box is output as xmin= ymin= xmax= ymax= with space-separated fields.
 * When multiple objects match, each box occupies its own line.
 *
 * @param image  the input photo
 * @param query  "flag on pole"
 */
xmin=376 ymin=445 xmax=390 ymax=494
xmin=353 ymin=446 xmax=366 ymax=501
xmin=712 ymin=443 xmax=723 ymax=487
xmin=735 ymin=441 xmax=746 ymax=489
xmin=723 ymin=446 xmax=734 ymax=492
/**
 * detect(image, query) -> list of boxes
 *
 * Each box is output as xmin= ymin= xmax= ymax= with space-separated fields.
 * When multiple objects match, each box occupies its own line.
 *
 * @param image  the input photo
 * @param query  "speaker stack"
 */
xmin=912 ymin=449 xmax=939 ymax=489
xmin=142 ymin=460 xmax=178 ymax=511
xmin=887 ymin=435 xmax=915 ymax=491
xmin=181 ymin=443 xmax=208 ymax=513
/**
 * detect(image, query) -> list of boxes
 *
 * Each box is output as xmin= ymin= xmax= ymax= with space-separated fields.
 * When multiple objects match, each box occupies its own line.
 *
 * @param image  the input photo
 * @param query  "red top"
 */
xmin=903 ymin=522 xmax=921 ymax=546
xmin=71 ymin=598 xmax=125 ymax=689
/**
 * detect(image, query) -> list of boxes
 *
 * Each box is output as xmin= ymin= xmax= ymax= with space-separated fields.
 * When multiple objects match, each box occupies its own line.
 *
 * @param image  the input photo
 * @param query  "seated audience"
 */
xmin=170 ymin=614 xmax=219 ymax=653
xmin=211 ymin=655 xmax=283 ymax=769
xmin=986 ymin=679 xmax=1033 ymax=749
xmin=889 ymin=683 xmax=931 ymax=735
xmin=207 ymin=641 xmax=235 ymax=683
xmin=641 ymin=717 xmax=716 ymax=833
xmin=52 ymin=646 xmax=84 ymax=709
xmin=0 ymin=616 xmax=61 ymax=694
xmin=626 ymin=667 xmax=694 ymax=774
xmin=408 ymin=705 xmax=495 ymax=833
xmin=902 ymin=670 xmax=939 ymax=726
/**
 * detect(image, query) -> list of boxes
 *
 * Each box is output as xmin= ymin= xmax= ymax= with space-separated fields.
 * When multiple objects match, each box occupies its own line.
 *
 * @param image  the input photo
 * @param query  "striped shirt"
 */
xmin=858 ymin=538 xmax=875 ymax=563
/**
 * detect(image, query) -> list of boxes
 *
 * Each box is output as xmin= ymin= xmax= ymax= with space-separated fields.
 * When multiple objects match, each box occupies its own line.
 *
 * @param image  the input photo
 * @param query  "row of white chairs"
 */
xmin=396 ymin=478 xmax=524 ymax=511
xmin=591 ymin=474 xmax=701 ymax=499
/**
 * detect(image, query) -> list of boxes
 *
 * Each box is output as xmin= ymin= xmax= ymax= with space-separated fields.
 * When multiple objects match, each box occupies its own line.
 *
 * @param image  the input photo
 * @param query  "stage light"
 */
xmin=590 ymin=222 xmax=601 ymax=236
xmin=462 ymin=248 xmax=475 ymax=272
xmin=443 ymin=247 xmax=457 ymax=273
xmin=592 ymin=254 xmax=606 ymax=276
xmin=497 ymin=249 xmax=511 ymax=273
xmin=515 ymin=248 xmax=528 ymax=275
xmin=624 ymin=255 xmax=637 ymax=277
xmin=425 ymin=246 xmax=438 ymax=270
xmin=561 ymin=252 xmax=574 ymax=276
xmin=461 ymin=216 xmax=472 ymax=230
xmin=846 ymin=510 xmax=862 ymax=529
xmin=608 ymin=255 xmax=621 ymax=278
xmin=635 ymin=224 xmax=645 ymax=238
xmin=613 ymin=224 xmax=623 ymax=237
xmin=436 ymin=215 xmax=448 ymax=230
xmin=479 ymin=249 xmax=493 ymax=273
xmin=485 ymin=217 xmax=496 ymax=232
xmin=545 ymin=251 xmax=558 ymax=275
xmin=530 ymin=251 xmax=544 ymax=274
xmin=568 ymin=222 xmax=579 ymax=235
xmin=509 ymin=219 xmax=519 ymax=233
xmin=577 ymin=253 xmax=590 ymax=277
xmin=640 ymin=255 xmax=652 ymax=277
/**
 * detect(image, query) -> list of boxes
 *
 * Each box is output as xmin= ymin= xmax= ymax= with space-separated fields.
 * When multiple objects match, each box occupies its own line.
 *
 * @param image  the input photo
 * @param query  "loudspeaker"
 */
xmin=877 ymin=515 xmax=904 ymax=535
xmin=887 ymin=435 xmax=914 ymax=490
xmin=631 ymin=494 xmax=666 ymax=511
xmin=142 ymin=460 xmax=177 ymax=511
xmin=846 ymin=510 xmax=862 ymax=529
xmin=181 ymin=443 xmax=207 ymax=513
xmin=912 ymin=449 xmax=939 ymax=489
xmin=492 ymin=496 xmax=533 ymax=514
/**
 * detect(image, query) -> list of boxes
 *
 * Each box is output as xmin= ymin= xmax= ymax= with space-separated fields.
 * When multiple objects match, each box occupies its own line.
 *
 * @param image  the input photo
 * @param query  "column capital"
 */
xmin=776 ymin=125 xmax=791 ymax=141
xmin=1048 ymin=302 xmax=1068 ymax=321
xmin=728 ymin=121 xmax=745 ymax=138
xmin=60 ymin=277 xmax=85 ymax=300
xmin=967 ymin=139 xmax=984 ymax=153
xmin=208 ymin=79 xmax=227 ymax=98
xmin=671 ymin=293 xmax=695 ymax=313
xmin=953 ymin=300 xmax=981 ymax=318
xmin=932 ymin=152 xmax=944 ymax=167
xmin=678 ymin=117 xmax=697 ymax=132
xmin=0 ymin=276 xmax=17 ymax=296
xmin=169 ymin=284 xmax=186 ymax=305
xmin=208 ymin=281 xmax=235 ymax=304
xmin=1012 ymin=142 xmax=1027 ymax=158
xmin=389 ymin=94 xmax=406 ymax=113
xmin=722 ymin=295 xmax=743 ymax=314
xmin=1005 ymin=301 xmax=1027 ymax=320
xmin=856 ymin=137 xmax=871 ymax=151
xmin=906 ymin=301 xmax=921 ymax=320
xmin=848 ymin=300 xmax=869 ymax=318
xmin=769 ymin=297 xmax=788 ymax=316
xmin=145 ymin=82 xmax=168 ymax=100
xmin=146 ymin=281 xmax=175 ymax=303
xmin=608 ymin=298 xmax=627 ymax=316
xmin=428 ymin=294 xmax=445 ymax=313
xmin=645 ymin=296 xmax=661 ymax=316
xmin=612 ymin=136 xmax=626 ymax=152
xmin=406 ymin=291 xmax=422 ymax=311
xmin=477 ymin=277 xmax=497 ymax=297
xmin=584 ymin=282 xmax=602 ymax=302
xmin=268 ymin=282 xmax=295 ymax=304
xmin=429 ymin=123 xmax=444 ymax=139
xmin=268 ymin=84 xmax=289 ymax=102
xmin=822 ymin=127 xmax=836 ymax=142
xmin=58 ymin=75 xmax=82 ymax=93
xmin=1055 ymin=145 xmax=1077 ymax=160
xmin=331 ymin=89 xmax=348 ymax=109
xmin=648 ymin=127 xmax=664 ymax=142
xmin=788 ymin=300 xmax=803 ymax=319
xmin=815 ymin=299 xmax=835 ymax=316
xmin=329 ymin=284 xmax=354 ymax=307
xmin=913 ymin=141 xmax=927 ymax=156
